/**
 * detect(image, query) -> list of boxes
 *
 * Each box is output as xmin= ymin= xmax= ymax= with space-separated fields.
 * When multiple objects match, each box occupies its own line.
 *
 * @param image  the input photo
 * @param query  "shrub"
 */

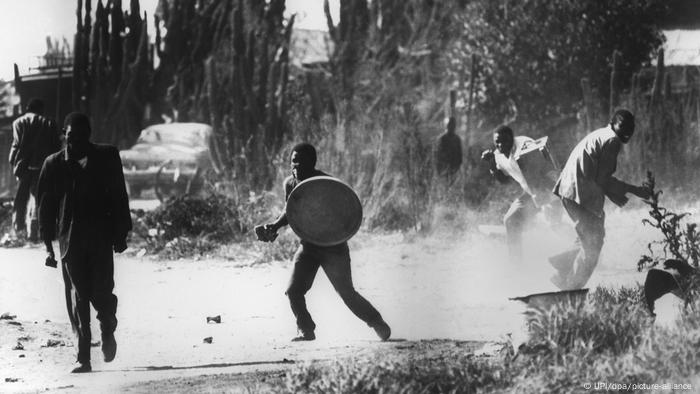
xmin=132 ymin=188 xmax=281 ymax=258
xmin=525 ymin=287 xmax=650 ymax=359
xmin=143 ymin=193 xmax=240 ymax=242
xmin=638 ymin=171 xmax=700 ymax=271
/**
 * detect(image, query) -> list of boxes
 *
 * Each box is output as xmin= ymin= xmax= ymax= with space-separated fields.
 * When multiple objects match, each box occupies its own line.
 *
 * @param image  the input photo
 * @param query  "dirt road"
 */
xmin=0 ymin=205 xmax=668 ymax=392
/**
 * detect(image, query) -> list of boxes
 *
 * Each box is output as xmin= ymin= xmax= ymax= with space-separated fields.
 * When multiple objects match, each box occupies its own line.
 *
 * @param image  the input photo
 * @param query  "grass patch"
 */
xmin=282 ymin=353 xmax=512 ymax=394
xmin=273 ymin=285 xmax=700 ymax=393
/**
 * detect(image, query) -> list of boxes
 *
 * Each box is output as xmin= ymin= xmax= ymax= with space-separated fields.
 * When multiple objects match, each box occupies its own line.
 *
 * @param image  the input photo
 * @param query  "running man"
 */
xmin=258 ymin=143 xmax=391 ymax=342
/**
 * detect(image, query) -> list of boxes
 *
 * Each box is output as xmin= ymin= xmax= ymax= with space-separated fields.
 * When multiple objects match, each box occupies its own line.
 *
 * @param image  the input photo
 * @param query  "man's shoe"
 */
xmin=372 ymin=320 xmax=391 ymax=341
xmin=291 ymin=331 xmax=315 ymax=342
xmin=102 ymin=331 xmax=117 ymax=362
xmin=71 ymin=362 xmax=92 ymax=373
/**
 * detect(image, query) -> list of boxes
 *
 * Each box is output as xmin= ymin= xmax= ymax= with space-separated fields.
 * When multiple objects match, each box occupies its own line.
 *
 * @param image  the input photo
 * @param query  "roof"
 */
xmin=662 ymin=30 xmax=700 ymax=66
xmin=290 ymin=29 xmax=332 ymax=67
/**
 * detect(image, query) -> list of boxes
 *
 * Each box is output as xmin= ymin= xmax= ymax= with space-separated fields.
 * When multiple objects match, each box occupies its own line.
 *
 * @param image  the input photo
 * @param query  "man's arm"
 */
xmin=267 ymin=180 xmax=293 ymax=232
xmin=108 ymin=146 xmax=132 ymax=252
xmin=597 ymin=141 xmax=649 ymax=205
xmin=481 ymin=150 xmax=510 ymax=184
xmin=9 ymin=120 xmax=21 ymax=166
xmin=491 ymin=168 xmax=511 ymax=184
xmin=37 ymin=157 xmax=57 ymax=260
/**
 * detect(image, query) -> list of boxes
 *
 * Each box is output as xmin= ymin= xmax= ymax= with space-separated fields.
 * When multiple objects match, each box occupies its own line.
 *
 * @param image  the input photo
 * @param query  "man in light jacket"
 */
xmin=551 ymin=109 xmax=650 ymax=290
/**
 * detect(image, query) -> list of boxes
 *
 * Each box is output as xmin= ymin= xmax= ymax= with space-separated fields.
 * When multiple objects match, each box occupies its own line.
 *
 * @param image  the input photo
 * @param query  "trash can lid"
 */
xmin=285 ymin=176 xmax=363 ymax=246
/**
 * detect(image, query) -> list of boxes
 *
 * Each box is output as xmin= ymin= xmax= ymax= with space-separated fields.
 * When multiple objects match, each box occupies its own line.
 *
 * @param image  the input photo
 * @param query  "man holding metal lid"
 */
xmin=258 ymin=142 xmax=391 ymax=342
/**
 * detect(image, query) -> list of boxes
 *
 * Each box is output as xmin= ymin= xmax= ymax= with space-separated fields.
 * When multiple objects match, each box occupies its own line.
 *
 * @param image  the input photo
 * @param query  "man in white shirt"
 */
xmin=481 ymin=126 xmax=549 ymax=262
xmin=550 ymin=109 xmax=651 ymax=289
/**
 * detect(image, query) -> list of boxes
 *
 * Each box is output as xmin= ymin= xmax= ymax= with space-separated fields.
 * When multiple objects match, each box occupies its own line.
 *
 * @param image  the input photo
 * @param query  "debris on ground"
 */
xmin=5 ymin=377 xmax=20 ymax=383
xmin=6 ymin=321 xmax=21 ymax=326
xmin=91 ymin=341 xmax=101 ymax=347
xmin=206 ymin=315 xmax=221 ymax=324
xmin=0 ymin=233 xmax=25 ymax=248
xmin=203 ymin=337 xmax=213 ymax=344
xmin=474 ymin=342 xmax=508 ymax=357
xmin=0 ymin=312 xmax=16 ymax=320
xmin=12 ymin=342 xmax=24 ymax=350
xmin=42 ymin=339 xmax=66 ymax=348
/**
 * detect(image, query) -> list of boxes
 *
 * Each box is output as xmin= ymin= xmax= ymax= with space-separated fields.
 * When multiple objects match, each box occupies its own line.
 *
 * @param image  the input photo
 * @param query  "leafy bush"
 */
xmin=143 ymin=193 xmax=240 ymax=242
xmin=637 ymin=172 xmax=700 ymax=271
xmin=132 ymin=188 xmax=281 ymax=258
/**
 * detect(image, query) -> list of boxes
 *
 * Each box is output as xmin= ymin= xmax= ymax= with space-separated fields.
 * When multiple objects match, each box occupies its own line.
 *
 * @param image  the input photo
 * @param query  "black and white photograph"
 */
xmin=1 ymin=0 xmax=700 ymax=392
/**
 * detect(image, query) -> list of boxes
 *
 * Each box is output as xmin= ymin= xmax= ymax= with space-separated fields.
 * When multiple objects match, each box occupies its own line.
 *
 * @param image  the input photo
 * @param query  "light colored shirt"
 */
xmin=553 ymin=125 xmax=628 ymax=218
xmin=495 ymin=136 xmax=534 ymax=196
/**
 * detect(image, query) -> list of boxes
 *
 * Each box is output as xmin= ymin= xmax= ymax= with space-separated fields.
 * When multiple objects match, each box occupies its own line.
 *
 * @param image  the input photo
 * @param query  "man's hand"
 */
xmin=481 ymin=149 xmax=495 ymax=162
xmin=45 ymin=241 xmax=57 ymax=268
xmin=114 ymin=239 xmax=128 ymax=253
xmin=255 ymin=223 xmax=279 ymax=242
xmin=632 ymin=184 xmax=653 ymax=200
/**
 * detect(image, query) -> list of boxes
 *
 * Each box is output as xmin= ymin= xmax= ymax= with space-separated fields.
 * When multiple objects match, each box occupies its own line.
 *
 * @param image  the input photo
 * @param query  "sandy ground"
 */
xmin=0 ymin=200 xmax=692 ymax=393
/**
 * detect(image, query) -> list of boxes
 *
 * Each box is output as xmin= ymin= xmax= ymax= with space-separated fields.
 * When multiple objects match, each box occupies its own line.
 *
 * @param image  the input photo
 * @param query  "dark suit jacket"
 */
xmin=10 ymin=112 xmax=62 ymax=175
xmin=38 ymin=143 xmax=132 ymax=258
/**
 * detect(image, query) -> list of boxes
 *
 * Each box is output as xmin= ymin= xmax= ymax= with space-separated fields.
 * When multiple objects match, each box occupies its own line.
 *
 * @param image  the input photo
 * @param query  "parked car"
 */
xmin=119 ymin=123 xmax=222 ymax=198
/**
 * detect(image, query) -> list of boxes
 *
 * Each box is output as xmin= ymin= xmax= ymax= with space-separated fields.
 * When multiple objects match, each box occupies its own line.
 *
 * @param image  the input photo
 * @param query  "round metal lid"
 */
xmin=285 ymin=176 xmax=363 ymax=246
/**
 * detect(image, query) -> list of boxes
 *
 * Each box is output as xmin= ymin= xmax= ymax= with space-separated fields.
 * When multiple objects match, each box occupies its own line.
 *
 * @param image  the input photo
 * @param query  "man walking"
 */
xmin=9 ymin=98 xmax=62 ymax=242
xmin=259 ymin=143 xmax=391 ymax=342
xmin=551 ymin=109 xmax=650 ymax=290
xmin=38 ymin=112 xmax=132 ymax=373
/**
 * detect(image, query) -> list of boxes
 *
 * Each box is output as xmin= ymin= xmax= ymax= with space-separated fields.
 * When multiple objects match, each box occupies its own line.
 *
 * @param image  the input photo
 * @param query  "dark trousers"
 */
xmin=61 ymin=241 xmax=118 ymax=363
xmin=558 ymin=198 xmax=605 ymax=289
xmin=503 ymin=193 xmax=537 ymax=262
xmin=13 ymin=170 xmax=39 ymax=237
xmin=286 ymin=242 xmax=382 ymax=333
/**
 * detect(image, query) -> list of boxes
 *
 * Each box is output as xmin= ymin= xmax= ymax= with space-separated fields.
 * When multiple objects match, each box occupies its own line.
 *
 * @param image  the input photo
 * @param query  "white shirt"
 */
xmin=494 ymin=136 xmax=534 ymax=196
